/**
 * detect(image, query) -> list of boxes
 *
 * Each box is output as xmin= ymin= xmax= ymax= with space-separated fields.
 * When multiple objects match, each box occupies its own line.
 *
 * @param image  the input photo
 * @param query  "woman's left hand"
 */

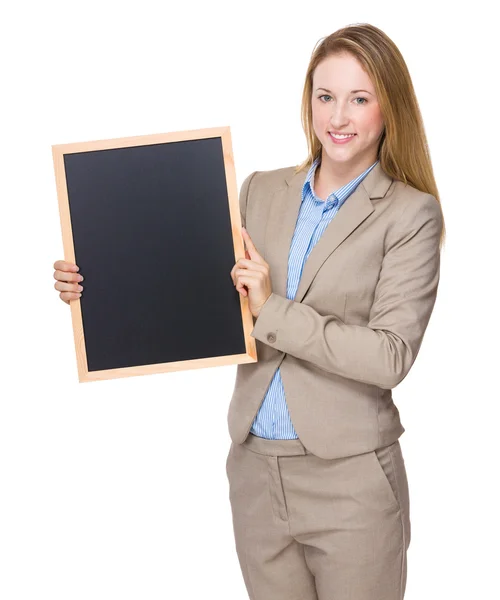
xmin=230 ymin=227 xmax=273 ymax=318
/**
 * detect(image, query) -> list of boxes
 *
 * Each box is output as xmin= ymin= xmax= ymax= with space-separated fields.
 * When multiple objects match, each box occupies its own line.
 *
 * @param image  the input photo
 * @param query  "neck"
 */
xmin=316 ymin=154 xmax=377 ymax=191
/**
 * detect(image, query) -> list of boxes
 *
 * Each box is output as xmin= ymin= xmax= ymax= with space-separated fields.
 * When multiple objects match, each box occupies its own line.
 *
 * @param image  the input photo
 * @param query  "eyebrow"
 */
xmin=316 ymin=87 xmax=373 ymax=95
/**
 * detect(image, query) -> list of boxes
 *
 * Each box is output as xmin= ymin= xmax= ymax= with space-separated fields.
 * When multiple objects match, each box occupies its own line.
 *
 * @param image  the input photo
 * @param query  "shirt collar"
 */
xmin=302 ymin=157 xmax=379 ymax=208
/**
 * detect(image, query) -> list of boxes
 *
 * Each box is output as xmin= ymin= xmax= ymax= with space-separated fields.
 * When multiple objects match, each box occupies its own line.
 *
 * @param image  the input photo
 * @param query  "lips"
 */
xmin=328 ymin=132 xmax=357 ymax=144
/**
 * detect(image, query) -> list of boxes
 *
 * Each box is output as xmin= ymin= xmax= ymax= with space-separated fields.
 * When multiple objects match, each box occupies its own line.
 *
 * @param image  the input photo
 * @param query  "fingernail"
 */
xmin=77 ymin=293 xmax=82 ymax=298
xmin=78 ymin=275 xmax=84 ymax=281
xmin=77 ymin=285 xmax=83 ymax=291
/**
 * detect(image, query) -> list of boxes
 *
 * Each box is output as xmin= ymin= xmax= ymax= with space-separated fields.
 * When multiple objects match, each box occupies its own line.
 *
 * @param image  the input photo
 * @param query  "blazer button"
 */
xmin=267 ymin=333 xmax=277 ymax=343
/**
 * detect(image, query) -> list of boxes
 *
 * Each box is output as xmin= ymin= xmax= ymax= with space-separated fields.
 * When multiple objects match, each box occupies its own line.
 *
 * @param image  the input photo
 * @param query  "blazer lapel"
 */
xmin=264 ymin=161 xmax=393 ymax=303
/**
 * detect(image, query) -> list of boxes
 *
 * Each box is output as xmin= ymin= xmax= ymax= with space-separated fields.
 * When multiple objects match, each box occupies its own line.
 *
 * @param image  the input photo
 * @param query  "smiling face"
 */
xmin=311 ymin=52 xmax=385 ymax=177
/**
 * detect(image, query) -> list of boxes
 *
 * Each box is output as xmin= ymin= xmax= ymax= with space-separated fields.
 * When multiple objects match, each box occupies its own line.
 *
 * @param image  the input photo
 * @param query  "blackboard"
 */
xmin=52 ymin=126 xmax=257 ymax=383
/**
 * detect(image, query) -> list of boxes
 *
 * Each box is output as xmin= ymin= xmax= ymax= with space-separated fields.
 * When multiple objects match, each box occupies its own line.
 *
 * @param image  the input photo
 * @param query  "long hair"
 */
xmin=297 ymin=23 xmax=446 ymax=249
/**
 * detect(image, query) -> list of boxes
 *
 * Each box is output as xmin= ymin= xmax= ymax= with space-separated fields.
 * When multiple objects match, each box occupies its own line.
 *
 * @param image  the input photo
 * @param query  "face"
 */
xmin=311 ymin=52 xmax=385 ymax=172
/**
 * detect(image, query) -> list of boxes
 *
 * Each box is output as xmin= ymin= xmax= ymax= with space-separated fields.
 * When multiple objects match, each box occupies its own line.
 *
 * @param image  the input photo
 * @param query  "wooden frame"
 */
xmin=52 ymin=126 xmax=257 ymax=383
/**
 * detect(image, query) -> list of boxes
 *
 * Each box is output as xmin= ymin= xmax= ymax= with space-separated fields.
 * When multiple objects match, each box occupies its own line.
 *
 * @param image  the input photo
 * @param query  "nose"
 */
xmin=329 ymin=103 xmax=350 ymax=129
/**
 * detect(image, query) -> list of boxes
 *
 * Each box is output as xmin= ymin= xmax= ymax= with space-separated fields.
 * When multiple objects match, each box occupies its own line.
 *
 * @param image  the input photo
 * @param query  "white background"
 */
xmin=1 ymin=1 xmax=499 ymax=598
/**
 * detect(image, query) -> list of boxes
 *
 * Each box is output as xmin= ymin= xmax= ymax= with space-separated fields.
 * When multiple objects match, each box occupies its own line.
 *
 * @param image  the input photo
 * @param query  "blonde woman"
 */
xmin=53 ymin=23 xmax=445 ymax=600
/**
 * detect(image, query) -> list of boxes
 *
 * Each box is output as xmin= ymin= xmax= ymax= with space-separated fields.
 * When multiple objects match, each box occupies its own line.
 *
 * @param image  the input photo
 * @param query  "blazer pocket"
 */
xmin=371 ymin=443 xmax=400 ymax=510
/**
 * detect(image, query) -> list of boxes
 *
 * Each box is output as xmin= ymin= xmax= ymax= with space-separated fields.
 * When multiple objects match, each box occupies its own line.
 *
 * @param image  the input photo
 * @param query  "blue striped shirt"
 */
xmin=250 ymin=157 xmax=379 ymax=439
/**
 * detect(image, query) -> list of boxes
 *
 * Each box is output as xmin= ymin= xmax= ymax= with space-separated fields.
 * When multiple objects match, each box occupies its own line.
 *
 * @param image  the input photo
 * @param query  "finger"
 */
xmin=235 ymin=282 xmax=247 ymax=297
xmin=59 ymin=291 xmax=82 ymax=304
xmin=53 ymin=269 xmax=83 ymax=283
xmin=235 ymin=268 xmax=262 ymax=279
xmin=230 ymin=259 xmax=254 ymax=283
xmin=235 ymin=259 xmax=267 ymax=274
xmin=236 ymin=285 xmax=247 ymax=297
xmin=242 ymin=227 xmax=259 ymax=259
xmin=230 ymin=263 xmax=237 ymax=284
xmin=235 ymin=265 xmax=269 ymax=282
xmin=231 ymin=258 xmax=267 ymax=287
xmin=235 ymin=273 xmax=258 ymax=295
xmin=55 ymin=281 xmax=84 ymax=293
xmin=53 ymin=260 xmax=79 ymax=272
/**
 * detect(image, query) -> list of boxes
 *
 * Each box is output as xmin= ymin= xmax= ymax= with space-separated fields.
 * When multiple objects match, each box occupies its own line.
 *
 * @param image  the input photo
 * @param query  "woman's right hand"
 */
xmin=53 ymin=260 xmax=84 ymax=305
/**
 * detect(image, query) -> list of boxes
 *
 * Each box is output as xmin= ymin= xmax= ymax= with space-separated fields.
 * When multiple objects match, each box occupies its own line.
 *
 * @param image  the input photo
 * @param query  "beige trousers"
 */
xmin=226 ymin=433 xmax=411 ymax=600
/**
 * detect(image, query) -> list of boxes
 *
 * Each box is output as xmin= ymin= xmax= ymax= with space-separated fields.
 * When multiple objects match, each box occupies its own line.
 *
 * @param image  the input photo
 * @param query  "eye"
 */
xmin=318 ymin=94 xmax=368 ymax=105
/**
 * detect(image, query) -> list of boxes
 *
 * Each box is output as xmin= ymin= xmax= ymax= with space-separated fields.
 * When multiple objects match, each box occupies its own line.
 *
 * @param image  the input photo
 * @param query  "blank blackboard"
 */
xmin=52 ymin=126 xmax=257 ymax=382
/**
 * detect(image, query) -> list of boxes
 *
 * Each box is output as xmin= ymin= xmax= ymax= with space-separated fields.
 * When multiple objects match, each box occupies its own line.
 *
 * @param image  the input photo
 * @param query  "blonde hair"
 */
xmin=297 ymin=23 xmax=446 ymax=249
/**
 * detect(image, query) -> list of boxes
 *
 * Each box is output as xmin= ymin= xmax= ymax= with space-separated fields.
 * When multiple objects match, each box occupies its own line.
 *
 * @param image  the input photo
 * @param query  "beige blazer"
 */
xmin=227 ymin=162 xmax=443 ymax=459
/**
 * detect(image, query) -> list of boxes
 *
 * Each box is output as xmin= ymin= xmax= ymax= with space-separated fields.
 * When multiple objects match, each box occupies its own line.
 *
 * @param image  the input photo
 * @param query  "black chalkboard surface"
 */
xmin=52 ymin=127 xmax=257 ymax=382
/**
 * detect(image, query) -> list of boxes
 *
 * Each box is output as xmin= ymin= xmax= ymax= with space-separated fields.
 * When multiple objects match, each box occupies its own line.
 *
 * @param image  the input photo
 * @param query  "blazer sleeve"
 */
xmin=238 ymin=170 xmax=259 ymax=229
xmin=251 ymin=193 xmax=444 ymax=390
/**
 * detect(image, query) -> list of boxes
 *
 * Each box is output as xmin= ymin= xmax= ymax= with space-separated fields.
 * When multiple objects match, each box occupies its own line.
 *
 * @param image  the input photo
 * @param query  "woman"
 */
xmin=53 ymin=23 xmax=445 ymax=600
